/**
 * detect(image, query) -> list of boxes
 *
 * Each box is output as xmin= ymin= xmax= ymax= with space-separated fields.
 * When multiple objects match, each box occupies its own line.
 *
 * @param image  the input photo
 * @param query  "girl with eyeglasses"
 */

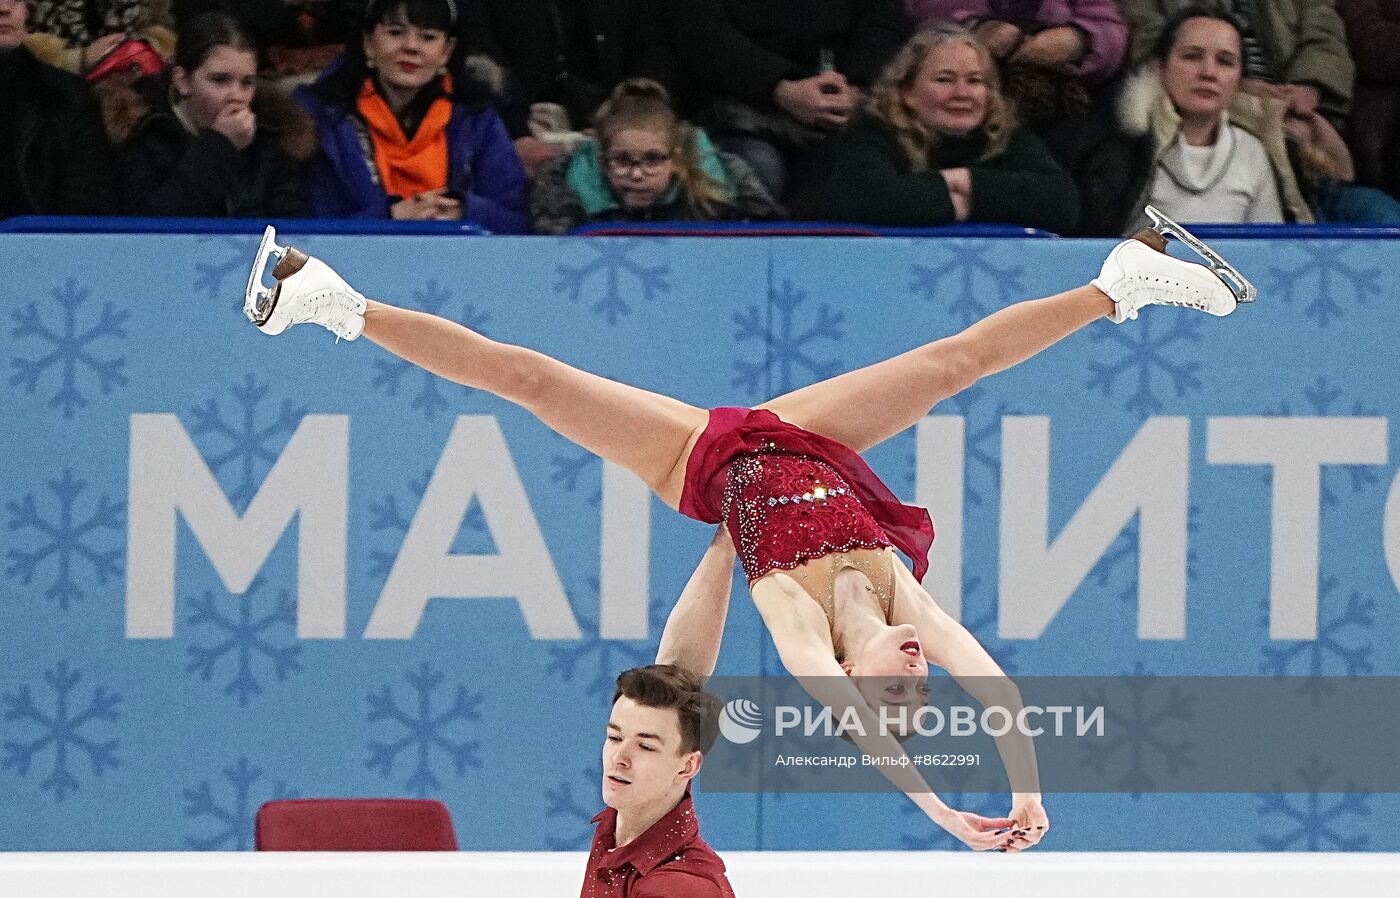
xmin=530 ymin=78 xmax=783 ymax=235
xmin=295 ymin=0 xmax=528 ymax=232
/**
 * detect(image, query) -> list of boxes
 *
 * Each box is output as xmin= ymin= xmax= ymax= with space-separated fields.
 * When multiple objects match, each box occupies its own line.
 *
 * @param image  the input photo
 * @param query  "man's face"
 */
xmin=0 ymin=0 xmax=29 ymax=52
xmin=601 ymin=697 xmax=697 ymax=810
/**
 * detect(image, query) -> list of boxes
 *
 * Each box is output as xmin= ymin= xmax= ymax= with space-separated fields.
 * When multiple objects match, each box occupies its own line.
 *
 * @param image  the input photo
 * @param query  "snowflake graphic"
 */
xmin=183 ymin=755 xmax=297 ymax=849
xmin=553 ymin=239 xmax=671 ymax=324
xmin=371 ymin=281 xmax=488 ymax=419
xmin=1256 ymin=756 xmax=1371 ymax=850
xmin=6 ymin=468 xmax=124 ymax=610
xmin=1077 ymin=663 xmax=1195 ymax=795
xmin=9 ymin=278 xmax=129 ymax=418
xmin=2 ymin=661 xmax=121 ymax=802
xmin=187 ymin=374 xmax=307 ymax=513
xmin=1086 ymin=313 xmax=1205 ymax=416
xmin=1267 ymin=377 xmax=1384 ymax=509
xmin=542 ymin=761 xmax=604 ymax=849
xmin=908 ymin=241 xmax=1026 ymax=326
xmin=1090 ymin=507 xmax=1201 ymax=608
xmin=192 ymin=235 xmax=257 ymax=302
xmin=731 ymin=279 xmax=845 ymax=398
xmin=185 ymin=578 xmax=303 ymax=707
xmin=550 ymin=447 xmax=603 ymax=505
xmin=367 ymin=469 xmax=490 ymax=581
xmin=1259 ymin=576 xmax=1373 ymax=704
xmin=366 ymin=661 xmax=484 ymax=797
xmin=1263 ymin=243 xmax=1382 ymax=327
xmin=547 ymin=577 xmax=664 ymax=700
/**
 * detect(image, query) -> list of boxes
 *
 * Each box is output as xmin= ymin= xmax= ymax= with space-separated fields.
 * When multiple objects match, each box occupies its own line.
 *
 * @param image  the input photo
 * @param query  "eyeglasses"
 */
xmin=603 ymin=150 xmax=672 ymax=175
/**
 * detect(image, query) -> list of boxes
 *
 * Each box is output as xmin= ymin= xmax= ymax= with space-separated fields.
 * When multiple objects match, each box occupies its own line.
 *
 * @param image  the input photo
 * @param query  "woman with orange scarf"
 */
xmin=295 ymin=0 xmax=527 ymax=232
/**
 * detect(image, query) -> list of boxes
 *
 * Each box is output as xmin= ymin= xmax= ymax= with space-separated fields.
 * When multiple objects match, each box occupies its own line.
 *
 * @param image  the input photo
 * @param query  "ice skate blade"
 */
xmin=244 ymin=225 xmax=290 ymax=326
xmin=1144 ymin=205 xmax=1257 ymax=304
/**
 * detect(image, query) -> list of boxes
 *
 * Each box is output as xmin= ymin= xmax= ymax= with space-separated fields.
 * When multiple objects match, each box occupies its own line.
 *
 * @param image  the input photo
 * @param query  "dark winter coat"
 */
xmin=658 ymin=0 xmax=910 ymax=115
xmin=0 ymin=45 xmax=118 ymax=217
xmin=106 ymin=77 xmax=313 ymax=217
xmin=790 ymin=115 xmax=1079 ymax=232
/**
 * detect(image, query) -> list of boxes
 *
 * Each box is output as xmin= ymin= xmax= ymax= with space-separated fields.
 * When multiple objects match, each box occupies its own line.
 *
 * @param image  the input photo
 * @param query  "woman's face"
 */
xmin=901 ymin=42 xmax=989 ymax=136
xmin=1161 ymin=17 xmax=1243 ymax=121
xmin=602 ymin=127 xmax=676 ymax=209
xmin=174 ymin=45 xmax=257 ymax=130
xmin=363 ymin=11 xmax=456 ymax=96
xmin=0 ymin=0 xmax=28 ymax=52
xmin=846 ymin=622 xmax=930 ymax=719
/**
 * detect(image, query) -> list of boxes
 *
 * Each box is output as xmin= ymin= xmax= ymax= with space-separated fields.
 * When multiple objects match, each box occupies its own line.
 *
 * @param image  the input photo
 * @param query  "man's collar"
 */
xmin=593 ymin=788 xmax=699 ymax=876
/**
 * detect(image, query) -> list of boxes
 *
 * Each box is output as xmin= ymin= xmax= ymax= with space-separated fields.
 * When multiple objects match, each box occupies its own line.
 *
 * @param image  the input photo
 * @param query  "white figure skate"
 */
xmin=243 ymin=225 xmax=367 ymax=341
xmin=1093 ymin=205 xmax=1257 ymax=323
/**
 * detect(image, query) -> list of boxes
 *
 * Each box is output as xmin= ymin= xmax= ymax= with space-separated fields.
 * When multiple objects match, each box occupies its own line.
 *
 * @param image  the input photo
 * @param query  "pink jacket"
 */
xmin=904 ymin=0 xmax=1128 ymax=84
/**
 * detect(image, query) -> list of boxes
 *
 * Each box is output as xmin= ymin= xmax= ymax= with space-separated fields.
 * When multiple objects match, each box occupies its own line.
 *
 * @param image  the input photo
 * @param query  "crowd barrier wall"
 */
xmin=1 ymin=228 xmax=1397 ymax=852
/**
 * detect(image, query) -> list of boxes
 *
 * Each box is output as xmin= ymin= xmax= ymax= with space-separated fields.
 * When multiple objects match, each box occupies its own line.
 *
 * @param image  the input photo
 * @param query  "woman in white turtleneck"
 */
xmin=1145 ymin=10 xmax=1282 ymax=223
xmin=1070 ymin=5 xmax=1315 ymax=235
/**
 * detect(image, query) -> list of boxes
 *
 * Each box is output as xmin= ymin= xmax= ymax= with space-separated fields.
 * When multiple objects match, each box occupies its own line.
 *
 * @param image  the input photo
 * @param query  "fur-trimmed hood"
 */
xmin=95 ymin=76 xmax=318 ymax=162
xmin=1113 ymin=65 xmax=1313 ymax=223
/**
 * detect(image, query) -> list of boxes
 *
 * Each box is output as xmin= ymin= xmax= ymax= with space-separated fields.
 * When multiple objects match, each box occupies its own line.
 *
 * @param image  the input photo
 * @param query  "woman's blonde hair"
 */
xmin=593 ymin=78 xmax=729 ymax=214
xmin=866 ymin=25 xmax=1016 ymax=171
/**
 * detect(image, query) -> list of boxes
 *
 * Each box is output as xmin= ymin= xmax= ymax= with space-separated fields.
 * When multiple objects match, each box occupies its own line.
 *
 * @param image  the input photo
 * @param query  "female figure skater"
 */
xmin=242 ymin=211 xmax=1247 ymax=850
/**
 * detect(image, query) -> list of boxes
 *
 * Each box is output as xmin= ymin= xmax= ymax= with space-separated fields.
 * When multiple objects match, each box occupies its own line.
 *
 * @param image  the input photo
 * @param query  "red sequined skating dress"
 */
xmin=680 ymin=407 xmax=934 ymax=623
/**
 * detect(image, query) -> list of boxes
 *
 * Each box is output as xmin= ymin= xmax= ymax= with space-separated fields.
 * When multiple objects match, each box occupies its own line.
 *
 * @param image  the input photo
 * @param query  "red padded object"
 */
xmin=255 ymin=799 xmax=458 ymax=851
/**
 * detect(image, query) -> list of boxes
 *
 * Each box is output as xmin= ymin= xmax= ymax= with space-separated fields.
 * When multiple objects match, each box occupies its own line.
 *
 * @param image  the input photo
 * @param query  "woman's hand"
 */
xmin=934 ymin=807 xmax=1016 ymax=851
xmin=391 ymin=187 xmax=463 ymax=221
xmin=1009 ymin=26 xmax=1085 ymax=68
xmin=82 ymin=33 xmax=127 ymax=70
xmin=999 ymin=793 xmax=1049 ymax=852
xmin=973 ymin=20 xmax=1023 ymax=59
xmin=940 ymin=167 xmax=972 ymax=221
xmin=211 ymin=104 xmax=257 ymax=151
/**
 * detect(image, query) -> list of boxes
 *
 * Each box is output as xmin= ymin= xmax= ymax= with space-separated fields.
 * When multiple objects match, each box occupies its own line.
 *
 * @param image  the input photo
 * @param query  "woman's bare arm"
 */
xmin=892 ymin=562 xmax=1048 ymax=847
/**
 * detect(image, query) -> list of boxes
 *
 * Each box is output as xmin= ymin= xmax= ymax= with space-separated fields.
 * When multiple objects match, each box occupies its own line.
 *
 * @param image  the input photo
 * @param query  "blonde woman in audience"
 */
xmin=530 ymin=78 xmax=783 ymax=235
xmin=789 ymin=26 xmax=1080 ymax=232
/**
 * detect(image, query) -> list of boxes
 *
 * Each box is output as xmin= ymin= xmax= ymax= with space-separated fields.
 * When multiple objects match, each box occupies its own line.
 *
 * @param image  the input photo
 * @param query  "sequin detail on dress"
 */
xmin=722 ymin=450 xmax=897 ymax=623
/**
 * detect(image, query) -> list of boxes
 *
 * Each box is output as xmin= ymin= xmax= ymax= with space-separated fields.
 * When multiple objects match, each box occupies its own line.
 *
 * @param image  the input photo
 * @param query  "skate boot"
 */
xmin=243 ymin=225 xmax=367 ymax=341
xmin=1092 ymin=206 xmax=1256 ymax=323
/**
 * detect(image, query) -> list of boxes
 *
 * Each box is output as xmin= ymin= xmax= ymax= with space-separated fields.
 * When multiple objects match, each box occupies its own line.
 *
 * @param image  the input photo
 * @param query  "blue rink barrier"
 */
xmin=1 ymin=229 xmax=1398 ymax=852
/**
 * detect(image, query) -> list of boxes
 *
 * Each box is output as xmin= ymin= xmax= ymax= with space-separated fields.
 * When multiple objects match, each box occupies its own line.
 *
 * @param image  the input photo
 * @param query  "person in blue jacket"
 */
xmin=294 ymin=0 xmax=527 ymax=232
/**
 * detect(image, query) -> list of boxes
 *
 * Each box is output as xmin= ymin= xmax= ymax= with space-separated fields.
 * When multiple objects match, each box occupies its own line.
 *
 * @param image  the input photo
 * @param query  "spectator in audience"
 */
xmin=458 ymin=0 xmax=675 ymax=179
xmin=0 ymin=0 xmax=118 ymax=217
xmin=530 ymin=79 xmax=783 ymax=235
xmin=903 ymin=0 xmax=1128 ymax=128
xmin=788 ymin=26 xmax=1080 ymax=232
xmin=1070 ymin=6 xmax=1399 ymax=232
xmin=659 ymin=0 xmax=911 ymax=201
xmin=173 ymin=1 xmax=361 ymax=82
xmin=296 ymin=0 xmax=528 ymax=232
xmin=1119 ymin=0 xmax=1354 ymax=123
xmin=1337 ymin=0 xmax=1400 ymax=199
xmin=23 ymin=0 xmax=173 ymax=75
xmin=107 ymin=13 xmax=311 ymax=217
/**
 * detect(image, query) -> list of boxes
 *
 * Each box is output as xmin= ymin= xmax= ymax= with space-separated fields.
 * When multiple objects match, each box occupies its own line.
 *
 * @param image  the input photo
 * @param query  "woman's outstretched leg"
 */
xmin=758 ymin=286 xmax=1111 ymax=453
xmin=246 ymin=238 xmax=706 ymax=507
xmin=759 ymin=236 xmax=1240 ymax=453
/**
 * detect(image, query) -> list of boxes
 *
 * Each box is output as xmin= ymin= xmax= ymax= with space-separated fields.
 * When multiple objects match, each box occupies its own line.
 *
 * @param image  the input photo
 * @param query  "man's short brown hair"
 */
xmin=612 ymin=665 xmax=721 ymax=755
